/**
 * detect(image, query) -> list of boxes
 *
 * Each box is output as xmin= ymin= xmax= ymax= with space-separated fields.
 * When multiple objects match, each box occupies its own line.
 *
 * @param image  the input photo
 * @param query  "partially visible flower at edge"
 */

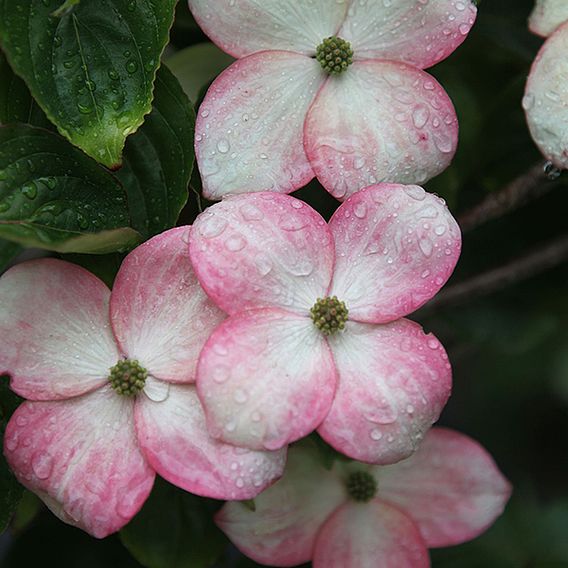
xmin=0 ymin=227 xmax=286 ymax=538
xmin=217 ymin=428 xmax=512 ymax=568
xmin=189 ymin=183 xmax=461 ymax=464
xmin=523 ymin=4 xmax=568 ymax=172
xmin=188 ymin=0 xmax=477 ymax=201
xmin=529 ymin=0 xmax=568 ymax=37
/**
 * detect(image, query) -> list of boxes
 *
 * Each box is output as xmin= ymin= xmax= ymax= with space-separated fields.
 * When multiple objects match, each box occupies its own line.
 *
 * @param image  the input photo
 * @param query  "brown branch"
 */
xmin=458 ymin=161 xmax=557 ymax=233
xmin=422 ymin=234 xmax=568 ymax=312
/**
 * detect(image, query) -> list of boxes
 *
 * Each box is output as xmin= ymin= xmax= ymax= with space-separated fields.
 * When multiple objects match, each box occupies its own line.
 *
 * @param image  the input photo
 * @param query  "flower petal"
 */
xmin=135 ymin=382 xmax=286 ymax=500
xmin=216 ymin=442 xmax=345 ymax=567
xmin=4 ymin=387 xmax=154 ymax=538
xmin=110 ymin=227 xmax=225 ymax=384
xmin=0 ymin=259 xmax=118 ymax=401
xmin=339 ymin=0 xmax=476 ymax=69
xmin=319 ymin=319 xmax=451 ymax=465
xmin=187 ymin=0 xmax=348 ymax=57
xmin=329 ymin=184 xmax=461 ymax=323
xmin=189 ymin=193 xmax=334 ymax=315
xmin=529 ymin=0 xmax=568 ymax=36
xmin=524 ymin=22 xmax=568 ymax=171
xmin=376 ymin=427 xmax=512 ymax=547
xmin=195 ymin=52 xmax=325 ymax=200
xmin=313 ymin=499 xmax=429 ymax=568
xmin=304 ymin=61 xmax=459 ymax=200
xmin=197 ymin=309 xmax=337 ymax=451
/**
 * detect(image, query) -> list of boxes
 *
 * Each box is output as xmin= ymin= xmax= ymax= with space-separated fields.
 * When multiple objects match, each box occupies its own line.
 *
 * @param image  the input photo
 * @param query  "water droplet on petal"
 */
xmin=32 ymin=452 xmax=54 ymax=480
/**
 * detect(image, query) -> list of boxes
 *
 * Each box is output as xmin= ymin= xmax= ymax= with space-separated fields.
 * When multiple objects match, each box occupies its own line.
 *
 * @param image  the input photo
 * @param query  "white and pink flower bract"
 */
xmin=217 ymin=428 xmax=512 ymax=568
xmin=188 ymin=0 xmax=477 ymax=201
xmin=0 ymin=227 xmax=286 ymax=538
xmin=524 ymin=8 xmax=568 ymax=172
xmin=529 ymin=0 xmax=568 ymax=36
xmin=189 ymin=184 xmax=461 ymax=464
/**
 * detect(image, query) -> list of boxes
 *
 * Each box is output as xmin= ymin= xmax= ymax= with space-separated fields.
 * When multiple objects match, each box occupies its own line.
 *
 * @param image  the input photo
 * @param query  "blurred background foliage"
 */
xmin=1 ymin=0 xmax=568 ymax=567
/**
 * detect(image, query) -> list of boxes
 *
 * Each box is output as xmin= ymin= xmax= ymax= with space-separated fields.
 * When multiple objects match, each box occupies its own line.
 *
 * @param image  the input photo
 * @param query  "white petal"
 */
xmin=195 ymin=52 xmax=325 ymax=200
xmin=188 ymin=0 xmax=348 ymax=57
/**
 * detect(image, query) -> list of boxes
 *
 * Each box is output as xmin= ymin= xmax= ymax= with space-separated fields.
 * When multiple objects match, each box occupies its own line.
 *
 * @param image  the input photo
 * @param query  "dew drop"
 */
xmin=225 ymin=235 xmax=247 ymax=252
xmin=21 ymin=181 xmax=38 ymax=199
xmin=419 ymin=237 xmax=433 ymax=257
xmin=212 ymin=365 xmax=230 ymax=383
xmin=370 ymin=429 xmax=383 ymax=441
xmin=199 ymin=216 xmax=227 ymax=238
xmin=32 ymin=452 xmax=54 ymax=480
xmin=216 ymin=139 xmax=230 ymax=153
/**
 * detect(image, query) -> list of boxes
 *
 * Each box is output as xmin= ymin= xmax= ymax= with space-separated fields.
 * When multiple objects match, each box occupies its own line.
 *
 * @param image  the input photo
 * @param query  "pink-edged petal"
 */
xmin=319 ymin=319 xmax=451 ymax=465
xmin=195 ymin=52 xmax=325 ymax=200
xmin=376 ymin=427 xmax=512 ymax=547
xmin=135 ymin=382 xmax=286 ymax=500
xmin=110 ymin=227 xmax=225 ymax=384
xmin=313 ymin=499 xmax=429 ymax=568
xmin=529 ymin=0 xmax=568 ymax=36
xmin=4 ymin=387 xmax=154 ymax=538
xmin=305 ymin=61 xmax=458 ymax=200
xmin=329 ymin=184 xmax=461 ymax=323
xmin=197 ymin=308 xmax=337 ymax=451
xmin=523 ymin=22 xmax=568 ymax=171
xmin=339 ymin=0 xmax=476 ymax=69
xmin=188 ymin=0 xmax=347 ymax=58
xmin=216 ymin=442 xmax=345 ymax=567
xmin=0 ymin=259 xmax=118 ymax=401
xmin=189 ymin=193 xmax=334 ymax=315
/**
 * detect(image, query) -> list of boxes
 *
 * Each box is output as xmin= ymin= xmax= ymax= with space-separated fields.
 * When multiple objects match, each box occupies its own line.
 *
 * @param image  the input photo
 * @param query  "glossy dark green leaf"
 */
xmin=0 ymin=51 xmax=50 ymax=129
xmin=0 ymin=377 xmax=24 ymax=534
xmin=120 ymin=477 xmax=226 ymax=568
xmin=115 ymin=64 xmax=195 ymax=238
xmin=0 ymin=0 xmax=177 ymax=168
xmin=0 ymin=124 xmax=140 ymax=253
xmin=10 ymin=491 xmax=42 ymax=532
xmin=0 ymin=238 xmax=21 ymax=272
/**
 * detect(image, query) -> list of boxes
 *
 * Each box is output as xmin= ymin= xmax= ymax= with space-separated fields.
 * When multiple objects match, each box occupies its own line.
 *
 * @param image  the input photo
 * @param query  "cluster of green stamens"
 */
xmin=108 ymin=359 xmax=147 ymax=396
xmin=310 ymin=296 xmax=349 ymax=335
xmin=346 ymin=471 xmax=378 ymax=503
xmin=316 ymin=36 xmax=354 ymax=75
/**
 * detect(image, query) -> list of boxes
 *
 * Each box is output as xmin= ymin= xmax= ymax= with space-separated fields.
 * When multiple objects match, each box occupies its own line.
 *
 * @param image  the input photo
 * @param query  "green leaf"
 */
xmin=10 ymin=490 xmax=42 ymax=532
xmin=0 ymin=238 xmax=21 ymax=272
xmin=0 ymin=377 xmax=24 ymax=534
xmin=115 ymin=64 xmax=195 ymax=238
xmin=0 ymin=50 xmax=50 ymax=129
xmin=0 ymin=0 xmax=177 ymax=168
xmin=167 ymin=43 xmax=234 ymax=105
xmin=120 ymin=477 xmax=226 ymax=568
xmin=0 ymin=124 xmax=140 ymax=253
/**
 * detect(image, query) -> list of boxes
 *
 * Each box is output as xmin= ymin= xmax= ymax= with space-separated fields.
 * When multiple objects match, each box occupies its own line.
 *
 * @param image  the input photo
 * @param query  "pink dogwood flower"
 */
xmin=1 ymin=227 xmax=286 ymax=538
xmin=529 ymin=0 xmax=568 ymax=36
xmin=189 ymin=184 xmax=461 ymax=464
xmin=188 ymin=0 xmax=477 ymax=201
xmin=217 ymin=428 xmax=512 ymax=568
xmin=524 ymin=6 xmax=568 ymax=172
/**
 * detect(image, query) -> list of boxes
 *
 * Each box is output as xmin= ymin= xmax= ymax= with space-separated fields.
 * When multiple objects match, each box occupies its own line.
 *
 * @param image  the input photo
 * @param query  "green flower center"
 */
xmin=346 ymin=471 xmax=377 ymax=503
xmin=108 ymin=359 xmax=147 ymax=396
xmin=310 ymin=296 xmax=348 ymax=335
xmin=316 ymin=36 xmax=354 ymax=75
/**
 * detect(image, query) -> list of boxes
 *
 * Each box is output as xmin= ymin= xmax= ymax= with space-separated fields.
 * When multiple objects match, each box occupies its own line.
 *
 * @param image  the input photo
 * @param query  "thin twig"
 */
xmin=422 ymin=234 xmax=568 ymax=312
xmin=458 ymin=161 xmax=556 ymax=233
xmin=190 ymin=184 xmax=203 ymax=213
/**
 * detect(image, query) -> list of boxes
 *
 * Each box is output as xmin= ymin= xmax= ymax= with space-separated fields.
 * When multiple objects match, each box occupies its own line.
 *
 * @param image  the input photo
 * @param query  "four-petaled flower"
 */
xmin=189 ymin=183 xmax=461 ymax=463
xmin=188 ymin=0 xmax=477 ymax=201
xmin=524 ymin=2 xmax=568 ymax=172
xmin=0 ymin=227 xmax=285 ymax=538
xmin=217 ymin=428 xmax=512 ymax=567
